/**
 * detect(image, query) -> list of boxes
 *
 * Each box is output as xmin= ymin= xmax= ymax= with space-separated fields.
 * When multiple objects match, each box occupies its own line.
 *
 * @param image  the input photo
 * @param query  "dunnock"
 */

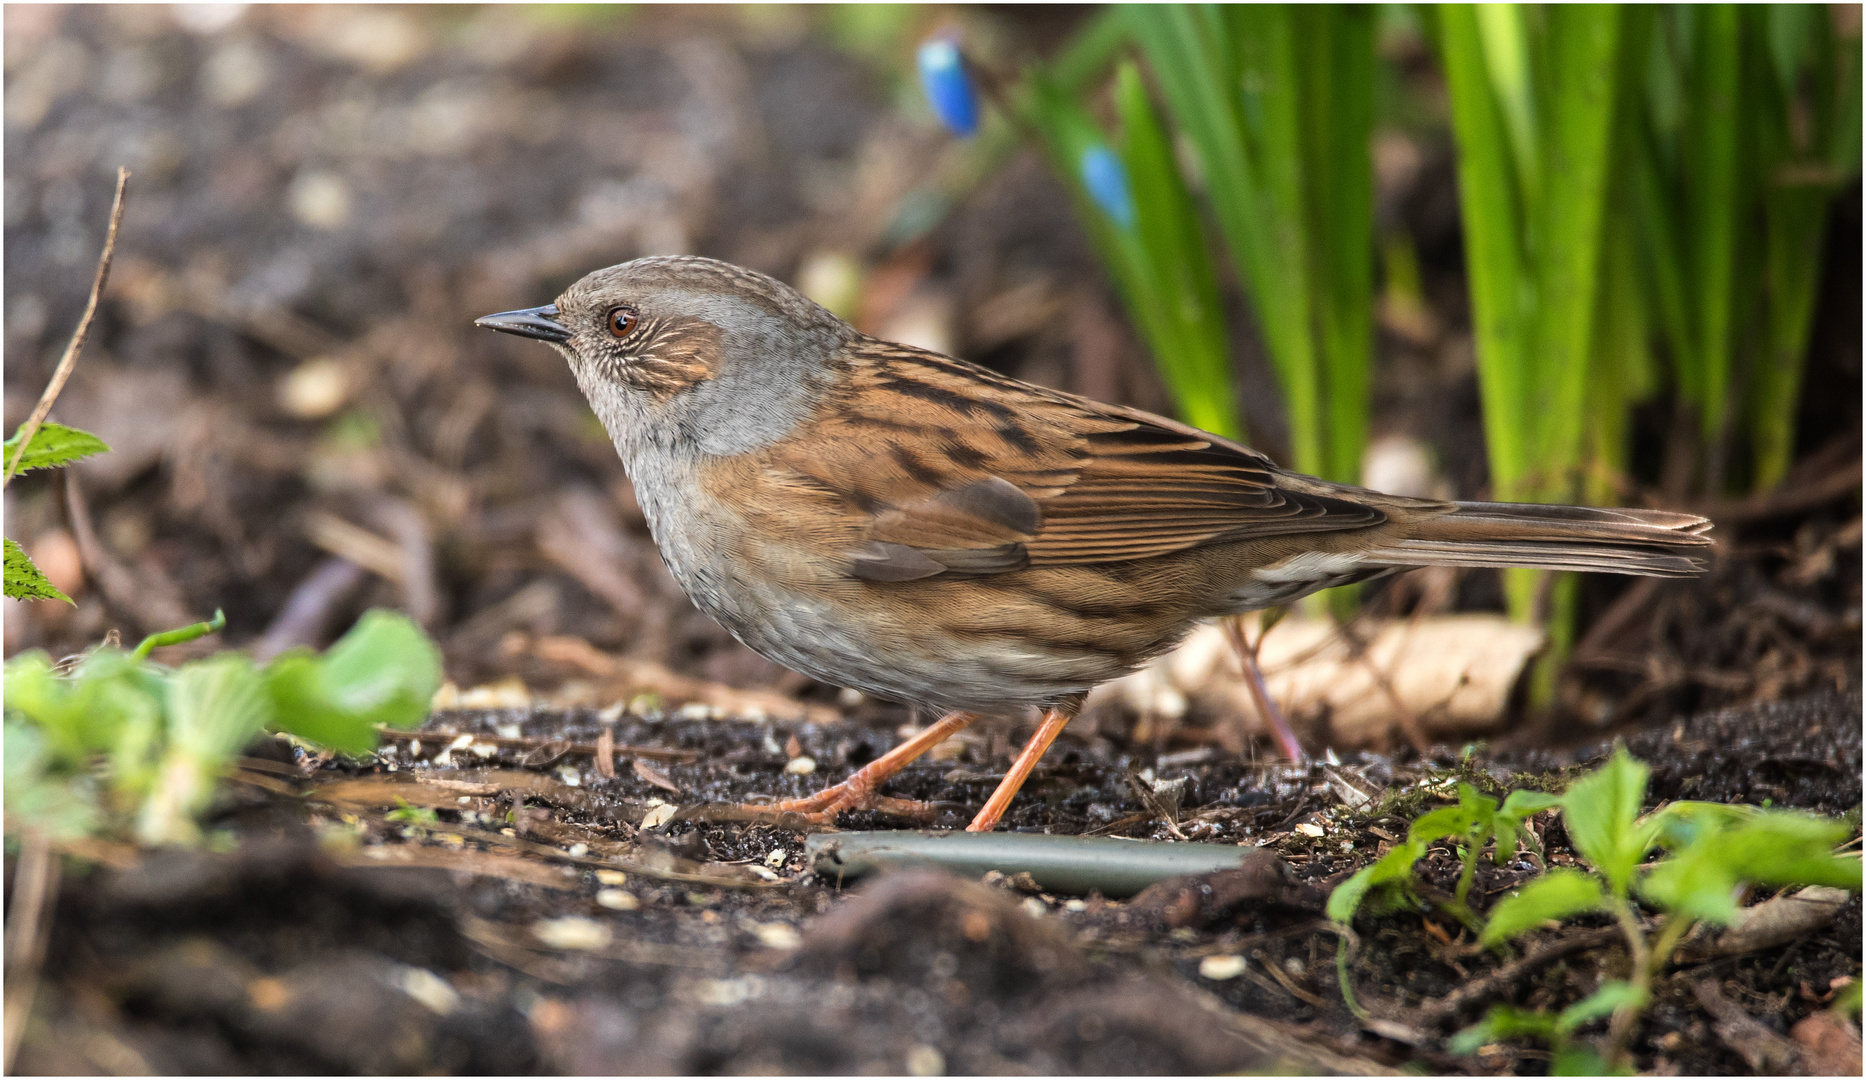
xmin=478 ymin=256 xmax=1711 ymax=831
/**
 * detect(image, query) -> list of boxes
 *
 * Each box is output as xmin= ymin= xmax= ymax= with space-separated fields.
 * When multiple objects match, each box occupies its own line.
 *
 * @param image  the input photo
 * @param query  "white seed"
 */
xmin=1199 ymin=954 xmax=1247 ymax=980
xmin=532 ymin=916 xmax=611 ymax=951
xmin=595 ymin=889 xmax=638 ymax=911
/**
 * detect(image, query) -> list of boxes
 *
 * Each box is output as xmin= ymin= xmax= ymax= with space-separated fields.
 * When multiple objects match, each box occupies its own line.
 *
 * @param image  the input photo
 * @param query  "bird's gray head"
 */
xmin=476 ymin=256 xmax=856 ymax=456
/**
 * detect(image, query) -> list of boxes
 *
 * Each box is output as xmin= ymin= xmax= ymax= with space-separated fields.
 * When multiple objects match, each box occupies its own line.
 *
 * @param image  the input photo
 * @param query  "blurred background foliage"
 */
xmin=919 ymin=2 xmax=1860 ymax=640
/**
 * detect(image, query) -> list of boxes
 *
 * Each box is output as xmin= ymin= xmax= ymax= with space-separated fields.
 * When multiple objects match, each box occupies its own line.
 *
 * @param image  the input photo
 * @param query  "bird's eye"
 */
xmin=607 ymin=307 xmax=639 ymax=339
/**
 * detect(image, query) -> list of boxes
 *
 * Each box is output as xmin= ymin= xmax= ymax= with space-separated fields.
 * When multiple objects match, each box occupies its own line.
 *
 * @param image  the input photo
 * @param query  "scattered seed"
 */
xmin=641 ymin=803 xmax=677 ymax=829
xmin=595 ymin=869 xmax=627 ymax=885
xmin=1295 ymin=822 xmax=1326 ymax=838
xmin=750 ymin=922 xmax=801 ymax=950
xmin=395 ymin=966 xmax=460 ymax=1015
xmin=532 ymin=916 xmax=612 ymax=951
xmin=566 ymin=843 xmax=588 ymax=858
xmin=1199 ymin=954 xmax=1247 ymax=981
xmin=595 ymin=888 xmax=639 ymax=911
xmin=904 ymin=1044 xmax=945 ymax=1077
xmin=785 ymin=755 xmax=816 ymax=775
xmin=764 ymin=848 xmax=788 ymax=868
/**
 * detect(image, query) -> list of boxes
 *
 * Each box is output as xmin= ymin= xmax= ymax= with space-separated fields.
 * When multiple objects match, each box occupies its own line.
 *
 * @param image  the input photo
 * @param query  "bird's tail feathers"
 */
xmin=1364 ymin=502 xmax=1713 ymax=578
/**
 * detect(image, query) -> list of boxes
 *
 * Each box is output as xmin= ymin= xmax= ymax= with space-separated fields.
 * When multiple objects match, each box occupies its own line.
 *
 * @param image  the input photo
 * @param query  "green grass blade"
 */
xmin=1684 ymin=5 xmax=1742 ymax=443
xmin=1113 ymin=61 xmax=1239 ymax=436
xmin=1439 ymin=4 xmax=1529 ymax=500
xmin=1299 ymin=5 xmax=1376 ymax=485
xmin=1528 ymin=4 xmax=1624 ymax=491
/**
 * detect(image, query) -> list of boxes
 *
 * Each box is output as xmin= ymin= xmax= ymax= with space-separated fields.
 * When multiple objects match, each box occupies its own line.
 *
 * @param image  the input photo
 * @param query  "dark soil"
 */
xmin=9 ymin=685 xmax=1858 ymax=1075
xmin=5 ymin=6 xmax=1861 ymax=1076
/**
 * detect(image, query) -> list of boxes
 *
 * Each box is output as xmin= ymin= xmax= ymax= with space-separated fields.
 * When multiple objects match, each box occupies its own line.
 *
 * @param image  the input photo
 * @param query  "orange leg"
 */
xmin=966 ymin=697 xmax=1083 ymax=833
xmin=738 ymin=710 xmax=979 ymax=824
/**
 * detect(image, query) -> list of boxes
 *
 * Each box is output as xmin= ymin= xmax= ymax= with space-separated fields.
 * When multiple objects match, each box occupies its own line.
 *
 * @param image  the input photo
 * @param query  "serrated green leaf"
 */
xmin=1640 ymin=810 xmax=1862 ymax=923
xmin=5 ymin=537 xmax=70 ymax=603
xmin=1480 ymin=868 xmax=1607 ymax=946
xmin=1562 ymin=747 xmax=1651 ymax=894
xmin=4 ymin=421 xmax=109 ymax=475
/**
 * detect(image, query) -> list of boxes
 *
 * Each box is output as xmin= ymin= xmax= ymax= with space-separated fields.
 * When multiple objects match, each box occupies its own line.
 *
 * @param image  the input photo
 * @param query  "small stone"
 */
xmin=1294 ymin=822 xmax=1326 ymax=838
xmin=641 ymin=803 xmax=676 ymax=829
xmin=1198 ymin=954 xmax=1247 ymax=981
xmin=765 ymin=848 xmax=788 ymax=868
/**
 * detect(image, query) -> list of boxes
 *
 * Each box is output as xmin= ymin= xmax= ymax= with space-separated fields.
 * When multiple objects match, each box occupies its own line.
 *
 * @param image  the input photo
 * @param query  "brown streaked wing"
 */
xmin=768 ymin=341 xmax=1384 ymax=576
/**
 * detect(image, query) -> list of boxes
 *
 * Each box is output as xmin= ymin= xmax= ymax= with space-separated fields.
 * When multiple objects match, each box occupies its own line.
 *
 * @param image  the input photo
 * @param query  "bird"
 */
xmin=477 ymin=255 xmax=1713 ymax=832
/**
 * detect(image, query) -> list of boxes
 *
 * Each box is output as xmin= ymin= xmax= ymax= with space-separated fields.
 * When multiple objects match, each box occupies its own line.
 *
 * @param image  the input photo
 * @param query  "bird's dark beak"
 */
xmin=474 ymin=304 xmax=571 ymax=343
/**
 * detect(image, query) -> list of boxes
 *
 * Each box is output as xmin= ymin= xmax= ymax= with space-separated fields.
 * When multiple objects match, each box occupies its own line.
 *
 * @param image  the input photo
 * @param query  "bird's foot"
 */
xmin=734 ymin=710 xmax=981 ymax=826
xmin=736 ymin=777 xmax=937 ymax=825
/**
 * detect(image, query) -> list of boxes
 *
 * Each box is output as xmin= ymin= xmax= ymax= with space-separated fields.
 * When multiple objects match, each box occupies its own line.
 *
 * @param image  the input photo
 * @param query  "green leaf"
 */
xmin=1500 ymin=789 xmax=1564 ymax=818
xmin=1480 ymin=869 xmax=1608 ymax=946
xmin=1409 ymin=802 xmax=1479 ymax=845
xmin=1556 ymin=979 xmax=1646 ymax=1033
xmin=4 ymin=647 xmax=163 ymax=771
xmin=165 ymin=653 xmax=273 ymax=760
xmin=4 ymin=537 xmax=69 ymax=603
xmin=1640 ymin=810 xmax=1862 ymax=923
xmin=1562 ymin=747 xmax=1651 ymax=894
xmin=1448 ymin=1005 xmax=1561 ymax=1054
xmin=1551 ymin=1045 xmax=1621 ymax=1076
xmin=263 ymin=610 xmax=441 ymax=754
xmin=1327 ymin=839 xmax=1426 ymax=923
xmin=138 ymin=654 xmax=274 ymax=846
xmin=4 ymin=421 xmax=110 ymax=475
xmin=3 ymin=720 xmax=101 ymax=841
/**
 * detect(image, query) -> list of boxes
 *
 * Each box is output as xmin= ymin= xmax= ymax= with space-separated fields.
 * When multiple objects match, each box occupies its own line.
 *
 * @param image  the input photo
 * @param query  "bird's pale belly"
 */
xmin=697 ymin=571 xmax=1146 ymax=716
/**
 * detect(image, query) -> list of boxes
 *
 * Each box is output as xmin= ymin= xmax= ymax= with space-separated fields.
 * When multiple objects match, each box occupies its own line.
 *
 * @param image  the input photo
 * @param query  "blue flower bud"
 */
xmin=917 ymin=38 xmax=979 ymax=137
xmin=1079 ymin=144 xmax=1135 ymax=229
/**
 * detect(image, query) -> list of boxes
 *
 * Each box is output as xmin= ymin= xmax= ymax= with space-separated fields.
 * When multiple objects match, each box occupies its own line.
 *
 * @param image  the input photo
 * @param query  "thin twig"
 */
xmin=4 ymin=167 xmax=130 ymax=488
xmin=3 ymin=831 xmax=62 ymax=1072
xmin=1418 ymin=926 xmax=1623 ymax=1023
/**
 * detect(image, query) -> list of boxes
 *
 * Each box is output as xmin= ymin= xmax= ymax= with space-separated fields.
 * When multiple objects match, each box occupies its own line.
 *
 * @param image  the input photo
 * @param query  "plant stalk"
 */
xmin=3 ymin=168 xmax=129 ymax=488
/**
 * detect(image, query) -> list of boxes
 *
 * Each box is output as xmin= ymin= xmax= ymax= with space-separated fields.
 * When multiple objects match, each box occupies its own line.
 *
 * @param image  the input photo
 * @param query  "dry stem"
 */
xmin=4 ymin=167 xmax=130 ymax=487
xmin=3 ymin=832 xmax=62 ymax=1072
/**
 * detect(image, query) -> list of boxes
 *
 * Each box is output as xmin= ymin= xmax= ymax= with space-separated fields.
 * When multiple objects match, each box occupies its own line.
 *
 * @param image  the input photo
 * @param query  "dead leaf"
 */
xmin=632 ymin=758 xmax=680 ymax=795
